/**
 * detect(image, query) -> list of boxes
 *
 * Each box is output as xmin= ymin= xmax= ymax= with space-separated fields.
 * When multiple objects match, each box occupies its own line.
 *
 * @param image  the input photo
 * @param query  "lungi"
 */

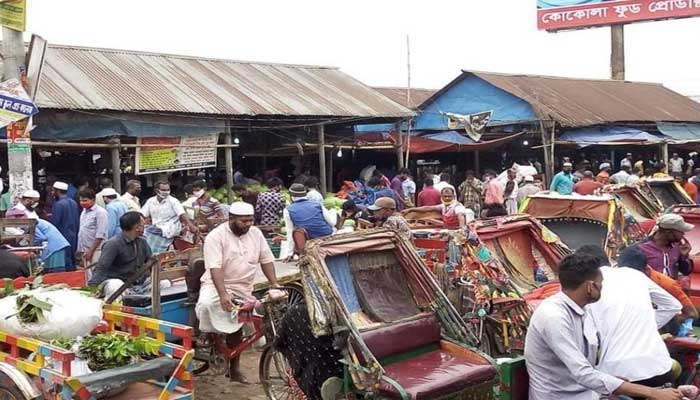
xmin=195 ymin=284 xmax=253 ymax=334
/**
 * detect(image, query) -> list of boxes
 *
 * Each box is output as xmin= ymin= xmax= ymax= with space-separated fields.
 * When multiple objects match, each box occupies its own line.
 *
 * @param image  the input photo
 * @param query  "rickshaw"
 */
xmin=270 ymin=228 xmax=498 ymax=400
xmin=446 ymin=215 xmax=570 ymax=356
xmin=606 ymin=182 xmax=665 ymax=224
xmin=520 ymin=193 xmax=645 ymax=259
xmin=646 ymin=177 xmax=694 ymax=208
xmin=0 ymin=306 xmax=195 ymax=399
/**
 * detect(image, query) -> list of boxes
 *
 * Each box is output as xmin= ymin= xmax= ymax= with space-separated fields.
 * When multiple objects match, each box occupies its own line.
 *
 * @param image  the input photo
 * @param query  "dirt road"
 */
xmin=196 ymin=348 xmax=267 ymax=399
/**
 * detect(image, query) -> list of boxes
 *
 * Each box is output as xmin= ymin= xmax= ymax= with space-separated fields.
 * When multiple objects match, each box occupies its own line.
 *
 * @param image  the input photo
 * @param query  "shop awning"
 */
xmin=557 ymin=125 xmax=666 ymax=146
xmin=656 ymin=123 xmax=700 ymax=143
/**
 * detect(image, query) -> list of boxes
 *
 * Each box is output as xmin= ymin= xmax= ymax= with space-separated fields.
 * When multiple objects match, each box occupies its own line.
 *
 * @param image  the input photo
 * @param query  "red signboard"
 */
xmin=538 ymin=0 xmax=700 ymax=31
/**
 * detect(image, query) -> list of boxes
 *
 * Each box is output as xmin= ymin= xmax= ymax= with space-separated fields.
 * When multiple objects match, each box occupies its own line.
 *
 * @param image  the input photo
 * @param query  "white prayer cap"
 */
xmin=101 ymin=188 xmax=118 ymax=197
xmin=53 ymin=181 xmax=69 ymax=191
xmin=22 ymin=190 xmax=40 ymax=199
xmin=229 ymin=201 xmax=254 ymax=216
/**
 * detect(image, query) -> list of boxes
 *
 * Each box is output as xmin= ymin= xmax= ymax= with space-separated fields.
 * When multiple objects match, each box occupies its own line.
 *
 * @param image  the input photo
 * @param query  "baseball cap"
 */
xmin=657 ymin=214 xmax=694 ymax=233
xmin=101 ymin=188 xmax=118 ymax=197
xmin=367 ymin=197 xmax=396 ymax=211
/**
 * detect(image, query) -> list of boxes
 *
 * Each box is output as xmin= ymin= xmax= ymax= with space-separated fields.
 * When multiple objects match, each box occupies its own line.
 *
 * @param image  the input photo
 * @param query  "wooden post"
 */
xmin=327 ymin=148 xmax=334 ymax=193
xmin=110 ymin=139 xmax=122 ymax=193
xmin=661 ymin=142 xmax=669 ymax=165
xmin=224 ymin=122 xmax=235 ymax=203
xmin=395 ymin=128 xmax=405 ymax=170
xmin=539 ymin=121 xmax=552 ymax=185
xmin=317 ymin=125 xmax=327 ymax=195
xmin=473 ymin=150 xmax=480 ymax=176
xmin=611 ymin=25 xmax=625 ymax=80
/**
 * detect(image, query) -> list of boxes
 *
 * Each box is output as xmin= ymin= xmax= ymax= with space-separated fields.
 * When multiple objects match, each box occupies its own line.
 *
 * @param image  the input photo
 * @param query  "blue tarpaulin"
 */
xmin=421 ymin=130 xmax=475 ymax=144
xmin=657 ymin=123 xmax=700 ymax=142
xmin=558 ymin=126 xmax=666 ymax=143
xmin=4 ymin=111 xmax=225 ymax=140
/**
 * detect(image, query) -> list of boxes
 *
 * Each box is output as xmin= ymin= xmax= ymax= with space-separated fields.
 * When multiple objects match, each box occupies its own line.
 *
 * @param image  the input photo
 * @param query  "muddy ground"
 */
xmin=195 ymin=348 xmax=267 ymax=400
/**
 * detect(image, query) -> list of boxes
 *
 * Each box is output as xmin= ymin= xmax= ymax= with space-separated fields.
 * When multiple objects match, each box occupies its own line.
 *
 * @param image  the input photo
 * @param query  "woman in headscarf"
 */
xmin=403 ymin=187 xmax=474 ymax=229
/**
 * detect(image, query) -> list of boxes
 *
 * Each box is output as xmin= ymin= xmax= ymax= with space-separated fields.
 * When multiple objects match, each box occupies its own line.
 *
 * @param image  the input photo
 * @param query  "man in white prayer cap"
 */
xmin=50 ymin=181 xmax=80 ymax=268
xmin=6 ymin=190 xmax=41 ymax=219
xmin=195 ymin=201 xmax=280 ymax=384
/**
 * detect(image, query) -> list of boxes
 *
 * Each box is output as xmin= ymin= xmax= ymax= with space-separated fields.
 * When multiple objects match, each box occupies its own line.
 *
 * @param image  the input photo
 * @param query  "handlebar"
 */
xmin=2 ymin=244 xmax=47 ymax=252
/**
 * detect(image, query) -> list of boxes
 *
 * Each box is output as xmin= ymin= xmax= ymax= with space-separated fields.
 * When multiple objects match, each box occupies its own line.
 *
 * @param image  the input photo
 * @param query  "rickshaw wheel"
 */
xmin=259 ymin=345 xmax=306 ymax=400
xmin=0 ymin=372 xmax=24 ymax=400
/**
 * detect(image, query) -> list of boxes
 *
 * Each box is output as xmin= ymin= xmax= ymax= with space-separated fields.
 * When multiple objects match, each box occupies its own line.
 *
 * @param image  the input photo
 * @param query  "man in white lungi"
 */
xmin=195 ymin=201 xmax=279 ymax=383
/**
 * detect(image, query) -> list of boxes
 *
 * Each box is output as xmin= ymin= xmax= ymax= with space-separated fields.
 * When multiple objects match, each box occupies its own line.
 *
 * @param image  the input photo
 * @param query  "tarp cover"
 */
xmin=541 ymin=219 xmax=608 ymax=251
xmin=522 ymin=197 xmax=612 ymax=223
xmin=558 ymin=125 xmax=665 ymax=144
xmin=657 ymin=123 xmax=700 ymax=143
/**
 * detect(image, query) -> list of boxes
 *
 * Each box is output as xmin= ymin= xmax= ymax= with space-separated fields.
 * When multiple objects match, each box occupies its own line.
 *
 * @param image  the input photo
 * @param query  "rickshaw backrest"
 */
xmin=360 ymin=314 xmax=441 ymax=362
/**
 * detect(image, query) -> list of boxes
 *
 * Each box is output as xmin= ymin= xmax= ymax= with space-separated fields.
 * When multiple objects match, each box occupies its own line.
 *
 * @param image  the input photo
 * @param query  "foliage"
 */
xmin=50 ymin=337 xmax=76 ymax=351
xmin=77 ymin=333 xmax=161 ymax=371
xmin=15 ymin=293 xmax=53 ymax=324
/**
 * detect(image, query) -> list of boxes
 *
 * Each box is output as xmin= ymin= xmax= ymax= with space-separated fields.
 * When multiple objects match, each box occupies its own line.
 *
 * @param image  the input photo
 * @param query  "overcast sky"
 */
xmin=26 ymin=0 xmax=700 ymax=96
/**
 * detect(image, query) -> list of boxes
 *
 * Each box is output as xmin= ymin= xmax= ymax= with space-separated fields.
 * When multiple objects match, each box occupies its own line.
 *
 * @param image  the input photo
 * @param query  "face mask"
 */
xmin=157 ymin=190 xmax=170 ymax=199
xmin=442 ymin=200 xmax=455 ymax=206
xmin=193 ymin=189 xmax=205 ymax=199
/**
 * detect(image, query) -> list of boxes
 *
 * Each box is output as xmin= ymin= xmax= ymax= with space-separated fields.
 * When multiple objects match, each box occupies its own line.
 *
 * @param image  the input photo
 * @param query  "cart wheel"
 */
xmin=259 ymin=345 xmax=305 ymax=400
xmin=0 ymin=372 xmax=26 ymax=400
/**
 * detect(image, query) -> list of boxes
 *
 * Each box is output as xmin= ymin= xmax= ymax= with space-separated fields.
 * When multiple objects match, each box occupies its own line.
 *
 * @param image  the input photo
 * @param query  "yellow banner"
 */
xmin=0 ymin=0 xmax=25 ymax=32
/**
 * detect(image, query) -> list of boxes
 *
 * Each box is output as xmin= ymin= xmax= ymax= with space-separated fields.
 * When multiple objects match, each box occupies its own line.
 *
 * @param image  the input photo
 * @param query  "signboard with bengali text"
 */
xmin=538 ymin=0 xmax=700 ymax=31
xmin=135 ymin=134 xmax=218 ymax=175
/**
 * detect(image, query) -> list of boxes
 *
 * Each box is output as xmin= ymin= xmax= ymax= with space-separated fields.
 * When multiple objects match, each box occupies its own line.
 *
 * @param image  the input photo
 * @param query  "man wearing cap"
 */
xmin=196 ymin=201 xmax=279 ymax=383
xmin=596 ymin=163 xmax=612 ymax=185
xmin=102 ymin=188 xmax=129 ymax=239
xmin=517 ymin=176 xmax=541 ymax=205
xmin=639 ymin=214 xmax=694 ymax=278
xmin=368 ymin=197 xmax=412 ymax=240
xmin=550 ymin=163 xmax=574 ymax=195
xmin=141 ymin=181 xmax=198 ymax=254
xmin=50 ymin=181 xmax=80 ymax=268
xmin=6 ymin=190 xmax=41 ymax=219
xmin=282 ymin=183 xmax=335 ymax=257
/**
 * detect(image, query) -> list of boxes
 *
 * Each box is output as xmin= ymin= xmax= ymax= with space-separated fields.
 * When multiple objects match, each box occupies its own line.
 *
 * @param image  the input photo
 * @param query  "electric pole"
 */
xmin=610 ymin=25 xmax=625 ymax=80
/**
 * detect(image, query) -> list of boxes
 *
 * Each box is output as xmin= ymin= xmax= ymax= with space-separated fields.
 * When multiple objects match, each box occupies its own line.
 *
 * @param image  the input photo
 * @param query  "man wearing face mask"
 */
xmin=525 ymin=253 xmax=683 ymax=400
xmin=77 ymin=189 xmax=109 ymax=269
xmin=141 ymin=181 xmax=198 ymax=254
xmin=190 ymin=180 xmax=224 ymax=221
xmin=639 ymin=214 xmax=694 ymax=278
xmin=196 ymin=202 xmax=279 ymax=383
xmin=6 ymin=190 xmax=41 ymax=219
xmin=404 ymin=187 xmax=474 ymax=230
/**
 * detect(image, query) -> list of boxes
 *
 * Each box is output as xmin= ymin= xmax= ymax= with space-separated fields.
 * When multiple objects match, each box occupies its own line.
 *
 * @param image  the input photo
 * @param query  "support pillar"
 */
xmin=473 ymin=150 xmax=480 ymax=176
xmin=661 ymin=142 xmax=669 ymax=165
xmin=110 ymin=139 xmax=122 ymax=193
xmin=611 ymin=25 xmax=625 ymax=80
xmin=317 ymin=125 xmax=327 ymax=195
xmin=396 ymin=129 xmax=405 ymax=170
xmin=327 ymin=148 xmax=334 ymax=193
xmin=224 ymin=122 xmax=235 ymax=203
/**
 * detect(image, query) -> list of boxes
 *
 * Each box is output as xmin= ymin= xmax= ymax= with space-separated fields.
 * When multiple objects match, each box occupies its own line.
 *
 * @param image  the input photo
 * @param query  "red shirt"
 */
xmin=573 ymin=179 xmax=603 ymax=195
xmin=417 ymin=186 xmax=442 ymax=207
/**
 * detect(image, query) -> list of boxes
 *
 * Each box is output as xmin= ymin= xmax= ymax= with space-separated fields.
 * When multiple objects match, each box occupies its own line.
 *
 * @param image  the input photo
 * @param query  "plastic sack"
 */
xmin=0 ymin=288 xmax=103 ymax=341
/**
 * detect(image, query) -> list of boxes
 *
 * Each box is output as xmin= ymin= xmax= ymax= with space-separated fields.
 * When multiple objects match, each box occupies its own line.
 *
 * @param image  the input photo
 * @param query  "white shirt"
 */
xmin=609 ymin=170 xmax=630 ymax=185
xmin=620 ymin=158 xmax=632 ymax=169
xmin=402 ymin=179 xmax=416 ymax=197
xmin=121 ymin=192 xmax=141 ymax=211
xmin=306 ymin=189 xmax=324 ymax=205
xmin=282 ymin=197 xmax=336 ymax=256
xmin=141 ymin=195 xmax=186 ymax=238
xmin=586 ymin=267 xmax=681 ymax=382
xmin=627 ymin=174 xmax=641 ymax=185
xmin=670 ymin=157 xmax=684 ymax=173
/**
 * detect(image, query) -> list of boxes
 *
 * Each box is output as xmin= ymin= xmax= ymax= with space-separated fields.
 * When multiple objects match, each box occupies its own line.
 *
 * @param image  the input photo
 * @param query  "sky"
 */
xmin=26 ymin=0 xmax=700 ymax=97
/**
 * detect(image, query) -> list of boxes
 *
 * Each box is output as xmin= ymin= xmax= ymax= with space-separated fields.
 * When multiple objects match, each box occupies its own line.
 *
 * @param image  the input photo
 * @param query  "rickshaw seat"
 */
xmin=122 ymin=284 xmax=188 ymax=307
xmin=360 ymin=314 xmax=497 ymax=399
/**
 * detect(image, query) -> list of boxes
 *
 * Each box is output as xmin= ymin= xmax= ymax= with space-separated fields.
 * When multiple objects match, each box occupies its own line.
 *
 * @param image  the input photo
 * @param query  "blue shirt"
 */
xmin=67 ymin=184 xmax=78 ymax=202
xmin=106 ymin=199 xmax=129 ymax=239
xmin=50 ymin=195 xmax=80 ymax=251
xmin=34 ymin=219 xmax=70 ymax=262
xmin=550 ymin=172 xmax=574 ymax=195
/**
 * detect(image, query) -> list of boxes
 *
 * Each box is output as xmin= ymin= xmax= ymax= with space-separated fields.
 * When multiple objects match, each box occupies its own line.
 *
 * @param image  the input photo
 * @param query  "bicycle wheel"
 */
xmin=259 ymin=345 xmax=306 ymax=400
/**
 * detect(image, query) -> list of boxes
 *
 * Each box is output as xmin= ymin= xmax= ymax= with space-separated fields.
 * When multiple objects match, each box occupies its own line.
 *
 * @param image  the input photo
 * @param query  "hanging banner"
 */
xmin=538 ymin=0 xmax=700 ymax=31
xmin=0 ymin=0 xmax=26 ymax=32
xmin=0 ymin=78 xmax=38 ymax=129
xmin=135 ymin=134 xmax=219 ymax=175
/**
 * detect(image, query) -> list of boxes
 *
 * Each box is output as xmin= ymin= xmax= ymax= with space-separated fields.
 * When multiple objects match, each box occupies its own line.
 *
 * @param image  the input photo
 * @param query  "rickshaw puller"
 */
xmin=196 ymin=201 xmax=280 ymax=384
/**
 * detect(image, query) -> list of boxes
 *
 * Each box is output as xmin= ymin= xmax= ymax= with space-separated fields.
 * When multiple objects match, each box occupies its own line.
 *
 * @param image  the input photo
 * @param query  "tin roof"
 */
xmin=420 ymin=70 xmax=700 ymax=128
xmin=32 ymin=44 xmax=413 ymax=118
xmin=372 ymin=87 xmax=436 ymax=110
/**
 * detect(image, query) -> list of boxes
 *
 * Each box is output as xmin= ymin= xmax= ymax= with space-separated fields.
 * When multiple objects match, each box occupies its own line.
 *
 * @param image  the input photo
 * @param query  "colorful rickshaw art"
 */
xmin=281 ymin=228 xmax=498 ymax=400
xmin=520 ymin=193 xmax=645 ymax=259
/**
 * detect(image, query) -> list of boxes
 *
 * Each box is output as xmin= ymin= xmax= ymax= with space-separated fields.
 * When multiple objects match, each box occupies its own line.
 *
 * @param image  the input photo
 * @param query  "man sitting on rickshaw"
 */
xmin=403 ymin=187 xmax=474 ymax=229
xmin=195 ymin=202 xmax=280 ymax=384
xmin=639 ymin=214 xmax=693 ymax=279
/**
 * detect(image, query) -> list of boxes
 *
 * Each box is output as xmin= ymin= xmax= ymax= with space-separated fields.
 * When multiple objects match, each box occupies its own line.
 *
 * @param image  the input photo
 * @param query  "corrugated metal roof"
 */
xmin=372 ymin=87 xmax=436 ymax=110
xmin=29 ymin=44 xmax=413 ymax=118
xmin=420 ymin=70 xmax=700 ymax=128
